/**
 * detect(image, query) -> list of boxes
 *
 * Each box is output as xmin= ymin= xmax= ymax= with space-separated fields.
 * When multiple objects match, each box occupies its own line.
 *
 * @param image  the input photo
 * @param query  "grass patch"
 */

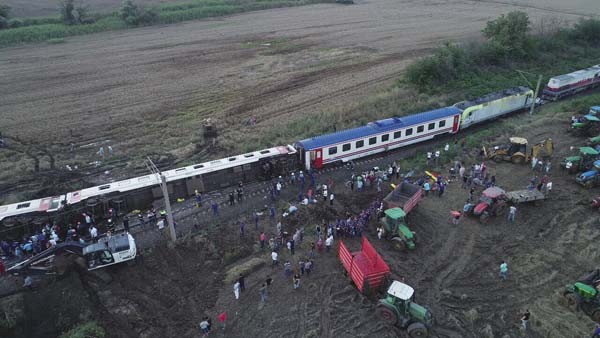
xmin=0 ymin=0 xmax=336 ymax=47
xmin=404 ymin=14 xmax=600 ymax=99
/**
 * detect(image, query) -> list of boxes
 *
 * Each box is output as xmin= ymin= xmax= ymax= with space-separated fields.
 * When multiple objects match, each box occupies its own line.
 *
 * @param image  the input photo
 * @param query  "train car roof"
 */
xmin=67 ymin=145 xmax=296 ymax=204
xmin=454 ymin=86 xmax=532 ymax=110
xmin=549 ymin=64 xmax=600 ymax=83
xmin=295 ymin=106 xmax=461 ymax=150
xmin=0 ymin=196 xmax=65 ymax=222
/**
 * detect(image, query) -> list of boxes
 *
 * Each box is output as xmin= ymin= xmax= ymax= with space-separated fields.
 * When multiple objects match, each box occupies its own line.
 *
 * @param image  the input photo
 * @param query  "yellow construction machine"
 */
xmin=484 ymin=137 xmax=553 ymax=164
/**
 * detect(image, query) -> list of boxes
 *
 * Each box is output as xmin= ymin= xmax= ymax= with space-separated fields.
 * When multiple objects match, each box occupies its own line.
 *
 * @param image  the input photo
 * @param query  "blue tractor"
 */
xmin=576 ymin=160 xmax=600 ymax=188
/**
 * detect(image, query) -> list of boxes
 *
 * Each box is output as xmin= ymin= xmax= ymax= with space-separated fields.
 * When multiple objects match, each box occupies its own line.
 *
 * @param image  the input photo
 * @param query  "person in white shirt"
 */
xmin=233 ymin=281 xmax=240 ymax=300
xmin=377 ymin=227 xmax=383 ymax=240
xmin=90 ymin=226 xmax=98 ymax=242
xmin=271 ymin=251 xmax=278 ymax=266
xmin=325 ymin=235 xmax=333 ymax=253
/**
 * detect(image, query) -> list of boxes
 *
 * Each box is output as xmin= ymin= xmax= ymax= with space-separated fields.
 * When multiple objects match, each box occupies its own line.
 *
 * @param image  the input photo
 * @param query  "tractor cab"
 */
xmin=562 ymin=147 xmax=600 ymax=174
xmin=507 ymin=137 xmax=527 ymax=157
xmin=572 ymin=114 xmax=600 ymax=136
xmin=83 ymin=232 xmax=136 ymax=271
xmin=377 ymin=281 xmax=433 ymax=337
xmin=382 ymin=208 xmax=416 ymax=250
xmin=473 ymin=187 xmax=506 ymax=217
xmin=563 ymin=268 xmax=600 ymax=322
xmin=486 ymin=137 xmax=527 ymax=164
xmin=590 ymin=106 xmax=600 ymax=116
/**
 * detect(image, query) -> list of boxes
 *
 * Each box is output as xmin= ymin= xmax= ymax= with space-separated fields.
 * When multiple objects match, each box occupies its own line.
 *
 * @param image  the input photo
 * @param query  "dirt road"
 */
xmin=0 ymin=0 xmax=594 ymax=200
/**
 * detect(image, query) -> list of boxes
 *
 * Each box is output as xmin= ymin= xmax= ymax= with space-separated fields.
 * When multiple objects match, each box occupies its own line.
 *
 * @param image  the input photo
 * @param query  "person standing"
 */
xmin=195 ymin=191 xmax=203 ymax=208
xmin=260 ymin=232 xmax=266 ymax=251
xmin=508 ymin=205 xmax=517 ymax=223
xmin=325 ymin=235 xmax=333 ymax=253
xmin=423 ymin=181 xmax=430 ymax=196
xmin=305 ymin=260 xmax=312 ymax=276
xmin=211 ymin=201 xmax=219 ymax=217
xmin=377 ymin=227 xmax=383 ymax=240
xmin=521 ymin=309 xmax=530 ymax=330
xmin=123 ymin=216 xmax=130 ymax=233
xmin=299 ymin=259 xmax=306 ymax=275
xmin=90 ymin=225 xmax=98 ymax=242
xmin=500 ymin=261 xmax=508 ymax=280
xmin=254 ymin=212 xmax=259 ymax=230
xmin=266 ymin=275 xmax=273 ymax=287
xmin=23 ymin=275 xmax=33 ymax=290
xmin=199 ymin=318 xmax=210 ymax=337
xmin=0 ymin=259 xmax=5 ymax=276
xmin=329 ymin=193 xmax=334 ymax=206
xmin=229 ymin=192 xmax=235 ymax=206
xmin=284 ymin=261 xmax=292 ymax=278
xmin=239 ymin=221 xmax=245 ymax=237
xmin=293 ymin=274 xmax=301 ymax=290
xmin=271 ymin=251 xmax=279 ymax=266
xmin=592 ymin=323 xmax=600 ymax=338
xmin=233 ymin=281 xmax=241 ymax=300
xmin=260 ymin=283 xmax=267 ymax=303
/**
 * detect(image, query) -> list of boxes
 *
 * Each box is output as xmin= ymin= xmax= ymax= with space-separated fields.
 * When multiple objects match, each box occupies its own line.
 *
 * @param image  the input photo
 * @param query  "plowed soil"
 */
xmin=0 ymin=0 xmax=597 ymax=200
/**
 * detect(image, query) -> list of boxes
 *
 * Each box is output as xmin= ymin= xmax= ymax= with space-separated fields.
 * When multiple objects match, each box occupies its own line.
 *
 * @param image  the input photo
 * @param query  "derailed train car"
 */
xmin=0 ymin=145 xmax=297 ymax=228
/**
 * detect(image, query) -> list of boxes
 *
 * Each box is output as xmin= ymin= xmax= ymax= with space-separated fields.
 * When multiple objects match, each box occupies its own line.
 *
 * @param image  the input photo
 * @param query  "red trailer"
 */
xmin=339 ymin=237 xmax=390 ymax=294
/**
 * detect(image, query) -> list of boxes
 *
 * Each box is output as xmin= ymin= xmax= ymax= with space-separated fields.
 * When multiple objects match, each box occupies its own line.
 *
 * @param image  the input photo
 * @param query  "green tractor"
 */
xmin=560 ymin=147 xmax=600 ymax=174
xmin=381 ymin=208 xmax=416 ymax=250
xmin=377 ymin=281 xmax=433 ymax=337
xmin=562 ymin=269 xmax=600 ymax=322
xmin=571 ymin=114 xmax=600 ymax=137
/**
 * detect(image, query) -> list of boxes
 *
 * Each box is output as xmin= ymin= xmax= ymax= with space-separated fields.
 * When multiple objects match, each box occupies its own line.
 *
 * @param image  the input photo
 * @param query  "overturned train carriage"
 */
xmin=0 ymin=146 xmax=298 ymax=229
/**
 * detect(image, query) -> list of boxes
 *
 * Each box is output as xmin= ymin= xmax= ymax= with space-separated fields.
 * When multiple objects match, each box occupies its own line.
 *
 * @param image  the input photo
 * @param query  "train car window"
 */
xmin=244 ymin=154 xmax=254 ymax=158
xmin=381 ymin=134 xmax=389 ymax=142
xmin=438 ymin=120 xmax=446 ymax=128
xmin=356 ymin=140 xmax=364 ymax=148
xmin=176 ymin=168 xmax=186 ymax=172
xmin=193 ymin=164 xmax=204 ymax=169
xmin=405 ymin=128 xmax=413 ymax=136
xmin=369 ymin=137 xmax=377 ymax=145
xmin=260 ymin=150 xmax=270 ymax=154
xmin=393 ymin=131 xmax=401 ymax=139
xmin=417 ymin=125 xmax=424 ymax=133
xmin=328 ymin=147 xmax=338 ymax=155
xmin=99 ymin=185 xmax=110 ymax=190
xmin=229 ymin=157 xmax=237 ymax=161
xmin=428 ymin=123 xmax=435 ymax=130
xmin=342 ymin=143 xmax=351 ymax=152
xmin=17 ymin=203 xmax=31 ymax=209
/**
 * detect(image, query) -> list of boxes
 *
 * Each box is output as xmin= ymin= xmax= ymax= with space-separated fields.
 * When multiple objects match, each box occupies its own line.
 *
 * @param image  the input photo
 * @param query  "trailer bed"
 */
xmin=339 ymin=237 xmax=390 ymax=294
xmin=383 ymin=182 xmax=423 ymax=214
xmin=505 ymin=189 xmax=546 ymax=203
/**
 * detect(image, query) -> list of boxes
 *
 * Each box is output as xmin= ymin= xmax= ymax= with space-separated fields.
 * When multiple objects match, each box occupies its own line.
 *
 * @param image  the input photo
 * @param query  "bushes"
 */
xmin=60 ymin=321 xmax=106 ymax=338
xmin=405 ymin=43 xmax=472 ymax=90
xmin=405 ymin=12 xmax=600 ymax=94
xmin=0 ymin=4 xmax=10 ymax=29
xmin=482 ymin=11 xmax=532 ymax=57
xmin=571 ymin=18 xmax=600 ymax=45
xmin=120 ymin=1 xmax=158 ymax=26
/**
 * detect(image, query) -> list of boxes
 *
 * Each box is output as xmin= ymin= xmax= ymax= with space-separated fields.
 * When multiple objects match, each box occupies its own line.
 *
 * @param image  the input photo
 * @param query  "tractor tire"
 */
xmin=392 ymin=237 xmax=406 ymax=251
xmin=407 ymin=322 xmax=429 ymax=338
xmin=376 ymin=304 xmax=398 ymax=326
xmin=563 ymin=292 xmax=579 ymax=311
xmin=592 ymin=309 xmax=600 ymax=323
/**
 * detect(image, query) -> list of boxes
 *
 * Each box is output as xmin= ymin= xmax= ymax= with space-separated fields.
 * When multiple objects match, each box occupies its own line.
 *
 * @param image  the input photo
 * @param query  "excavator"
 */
xmin=484 ymin=137 xmax=553 ymax=164
xmin=8 ymin=232 xmax=137 ymax=275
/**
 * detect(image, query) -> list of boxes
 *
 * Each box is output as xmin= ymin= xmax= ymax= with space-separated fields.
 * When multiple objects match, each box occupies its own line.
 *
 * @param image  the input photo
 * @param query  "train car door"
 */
xmin=313 ymin=148 xmax=323 ymax=168
xmin=452 ymin=115 xmax=460 ymax=133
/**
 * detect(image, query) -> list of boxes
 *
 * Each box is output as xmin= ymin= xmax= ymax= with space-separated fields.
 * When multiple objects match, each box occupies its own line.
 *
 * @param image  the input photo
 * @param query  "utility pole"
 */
xmin=146 ymin=157 xmax=176 ymax=242
xmin=529 ymin=75 xmax=543 ymax=116
xmin=516 ymin=69 xmax=544 ymax=115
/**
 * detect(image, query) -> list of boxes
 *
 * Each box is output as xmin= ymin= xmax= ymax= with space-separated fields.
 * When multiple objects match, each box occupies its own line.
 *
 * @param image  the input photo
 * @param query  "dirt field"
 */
xmin=1 ymin=0 xmax=597 ymax=202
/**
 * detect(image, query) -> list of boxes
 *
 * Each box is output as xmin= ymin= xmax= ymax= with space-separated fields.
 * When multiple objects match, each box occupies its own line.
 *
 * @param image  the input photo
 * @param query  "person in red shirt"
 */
xmin=259 ymin=232 xmax=266 ymax=251
xmin=0 ymin=259 xmax=5 ymax=276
